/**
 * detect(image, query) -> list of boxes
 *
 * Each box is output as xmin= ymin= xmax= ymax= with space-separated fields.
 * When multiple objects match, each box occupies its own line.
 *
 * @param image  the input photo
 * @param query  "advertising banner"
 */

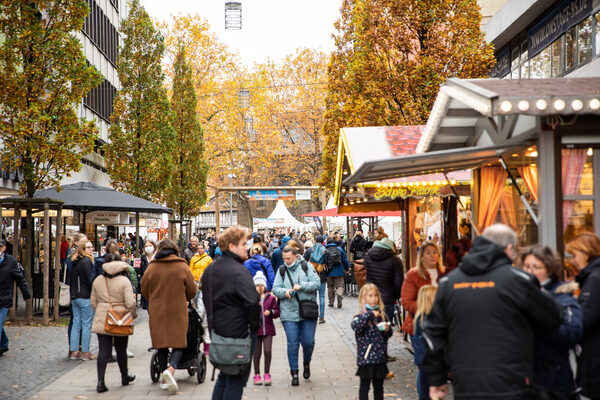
xmin=295 ymin=190 xmax=311 ymax=200
xmin=247 ymin=190 xmax=295 ymax=200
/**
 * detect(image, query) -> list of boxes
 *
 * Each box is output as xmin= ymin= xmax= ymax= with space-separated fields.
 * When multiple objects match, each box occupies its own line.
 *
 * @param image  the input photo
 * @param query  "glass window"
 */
xmin=595 ymin=13 xmax=600 ymax=56
xmin=511 ymin=48 xmax=520 ymax=79
xmin=566 ymin=27 xmax=577 ymax=71
xmin=562 ymin=148 xmax=592 ymax=195
xmin=564 ymin=200 xmax=594 ymax=244
xmin=579 ymin=150 xmax=594 ymax=195
xmin=552 ymin=36 xmax=563 ymax=77
xmin=520 ymin=41 xmax=530 ymax=78
xmin=530 ymin=47 xmax=551 ymax=78
xmin=578 ymin=17 xmax=593 ymax=65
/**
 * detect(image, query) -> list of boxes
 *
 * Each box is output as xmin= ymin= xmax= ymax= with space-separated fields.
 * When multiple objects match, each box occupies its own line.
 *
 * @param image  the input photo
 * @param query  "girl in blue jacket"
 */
xmin=351 ymin=283 xmax=392 ymax=400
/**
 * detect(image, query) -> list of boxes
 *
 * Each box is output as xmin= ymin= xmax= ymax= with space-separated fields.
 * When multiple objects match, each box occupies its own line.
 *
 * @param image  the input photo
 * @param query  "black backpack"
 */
xmin=279 ymin=259 xmax=309 ymax=279
xmin=325 ymin=246 xmax=341 ymax=272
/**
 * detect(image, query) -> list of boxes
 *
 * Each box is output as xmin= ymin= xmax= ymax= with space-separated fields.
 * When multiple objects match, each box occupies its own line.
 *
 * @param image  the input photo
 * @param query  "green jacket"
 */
xmin=128 ymin=265 xmax=138 ymax=288
xmin=272 ymin=258 xmax=320 ymax=322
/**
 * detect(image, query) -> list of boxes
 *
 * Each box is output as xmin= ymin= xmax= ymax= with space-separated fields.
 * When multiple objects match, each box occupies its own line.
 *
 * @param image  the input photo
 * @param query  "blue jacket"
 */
xmin=533 ymin=279 xmax=582 ymax=394
xmin=244 ymin=254 xmax=275 ymax=291
xmin=325 ymin=243 xmax=349 ymax=277
xmin=351 ymin=310 xmax=392 ymax=366
xmin=272 ymin=258 xmax=320 ymax=322
xmin=413 ymin=315 xmax=427 ymax=365
xmin=271 ymin=247 xmax=284 ymax=272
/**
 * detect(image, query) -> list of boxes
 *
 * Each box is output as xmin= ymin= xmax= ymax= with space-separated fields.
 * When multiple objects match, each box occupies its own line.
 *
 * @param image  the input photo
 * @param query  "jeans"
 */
xmin=70 ymin=298 xmax=93 ymax=352
xmin=212 ymin=334 xmax=256 ymax=400
xmin=416 ymin=364 xmax=430 ymax=400
xmin=0 ymin=307 xmax=9 ymax=350
xmin=318 ymin=282 xmax=326 ymax=318
xmin=282 ymin=319 xmax=317 ymax=370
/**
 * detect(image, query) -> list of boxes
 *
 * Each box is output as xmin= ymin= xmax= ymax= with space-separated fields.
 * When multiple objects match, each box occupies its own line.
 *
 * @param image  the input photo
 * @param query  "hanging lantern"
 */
xmin=249 ymin=130 xmax=257 ymax=142
xmin=244 ymin=117 xmax=253 ymax=133
xmin=225 ymin=1 xmax=242 ymax=30
xmin=238 ymin=89 xmax=250 ymax=108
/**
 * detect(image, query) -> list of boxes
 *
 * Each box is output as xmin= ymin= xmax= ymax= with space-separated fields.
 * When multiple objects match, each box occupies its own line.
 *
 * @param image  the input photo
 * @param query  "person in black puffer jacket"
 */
xmin=364 ymin=237 xmax=404 ymax=324
xmin=350 ymin=231 xmax=367 ymax=261
xmin=69 ymin=240 xmax=95 ymax=361
xmin=0 ymin=239 xmax=31 ymax=356
xmin=566 ymin=232 xmax=600 ymax=400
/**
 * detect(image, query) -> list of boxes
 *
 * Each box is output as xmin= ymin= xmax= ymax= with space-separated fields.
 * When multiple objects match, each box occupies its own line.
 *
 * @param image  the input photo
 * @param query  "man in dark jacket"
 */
xmin=202 ymin=226 xmax=260 ymax=400
xmin=325 ymin=236 xmax=350 ymax=308
xmin=364 ymin=237 xmax=404 ymax=324
xmin=423 ymin=224 xmax=563 ymax=400
xmin=183 ymin=236 xmax=199 ymax=264
xmin=0 ymin=239 xmax=31 ymax=356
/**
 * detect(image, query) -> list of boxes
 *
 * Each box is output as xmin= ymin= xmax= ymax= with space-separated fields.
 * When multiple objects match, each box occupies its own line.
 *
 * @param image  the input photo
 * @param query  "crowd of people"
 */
xmin=2 ymin=222 xmax=600 ymax=400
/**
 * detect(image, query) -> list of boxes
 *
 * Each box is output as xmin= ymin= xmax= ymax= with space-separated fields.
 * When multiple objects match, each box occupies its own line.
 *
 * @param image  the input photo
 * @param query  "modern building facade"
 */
xmin=486 ymin=0 xmax=600 ymax=78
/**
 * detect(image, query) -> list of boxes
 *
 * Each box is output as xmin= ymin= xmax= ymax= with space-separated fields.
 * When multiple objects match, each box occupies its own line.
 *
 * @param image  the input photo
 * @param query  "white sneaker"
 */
xmin=126 ymin=349 xmax=134 ymax=358
xmin=162 ymin=369 xmax=178 ymax=393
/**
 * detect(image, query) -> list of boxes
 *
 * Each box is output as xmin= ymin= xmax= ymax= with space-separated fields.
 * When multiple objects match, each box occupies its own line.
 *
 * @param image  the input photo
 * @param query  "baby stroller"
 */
xmin=150 ymin=302 xmax=207 ymax=384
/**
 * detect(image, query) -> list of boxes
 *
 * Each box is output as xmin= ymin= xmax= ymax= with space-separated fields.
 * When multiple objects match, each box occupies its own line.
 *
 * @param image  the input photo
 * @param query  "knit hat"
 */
xmin=253 ymin=270 xmax=267 ymax=287
xmin=304 ymin=240 xmax=313 ymax=248
xmin=282 ymin=236 xmax=290 ymax=246
xmin=373 ymin=237 xmax=396 ymax=251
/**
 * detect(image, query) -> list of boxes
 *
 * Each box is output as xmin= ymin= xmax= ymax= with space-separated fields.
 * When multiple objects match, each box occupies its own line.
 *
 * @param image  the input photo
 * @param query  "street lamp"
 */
xmin=238 ymin=89 xmax=250 ymax=108
xmin=227 ymin=173 xmax=236 ymax=226
xmin=225 ymin=2 xmax=242 ymax=30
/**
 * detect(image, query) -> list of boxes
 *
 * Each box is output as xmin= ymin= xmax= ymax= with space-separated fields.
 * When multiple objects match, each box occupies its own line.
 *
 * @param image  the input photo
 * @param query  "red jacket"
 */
xmin=60 ymin=240 xmax=69 ymax=260
xmin=400 ymin=267 xmax=439 ymax=335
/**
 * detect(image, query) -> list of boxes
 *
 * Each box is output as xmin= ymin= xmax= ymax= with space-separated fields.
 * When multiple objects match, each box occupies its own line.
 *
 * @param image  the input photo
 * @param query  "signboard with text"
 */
xmin=295 ymin=190 xmax=311 ymax=200
xmin=247 ymin=190 xmax=295 ymax=200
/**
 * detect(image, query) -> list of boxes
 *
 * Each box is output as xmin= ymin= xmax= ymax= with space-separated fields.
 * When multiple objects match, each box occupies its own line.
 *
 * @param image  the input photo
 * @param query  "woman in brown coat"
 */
xmin=400 ymin=241 xmax=444 ymax=337
xmin=90 ymin=253 xmax=137 ymax=393
xmin=141 ymin=239 xmax=197 ymax=393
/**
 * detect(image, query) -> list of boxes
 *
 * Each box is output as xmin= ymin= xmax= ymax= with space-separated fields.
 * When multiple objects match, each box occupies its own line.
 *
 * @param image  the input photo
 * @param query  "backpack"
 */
xmin=279 ymin=259 xmax=309 ymax=279
xmin=310 ymin=244 xmax=326 ymax=274
xmin=324 ymin=246 xmax=341 ymax=272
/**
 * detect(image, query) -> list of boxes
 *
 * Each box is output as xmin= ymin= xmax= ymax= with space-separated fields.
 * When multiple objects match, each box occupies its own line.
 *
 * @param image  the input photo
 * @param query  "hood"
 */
xmin=459 ymin=236 xmax=512 ymax=275
xmin=373 ymin=238 xmax=394 ymax=251
xmin=367 ymin=245 xmax=393 ymax=261
xmin=553 ymin=280 xmax=579 ymax=295
xmin=102 ymin=260 xmax=130 ymax=275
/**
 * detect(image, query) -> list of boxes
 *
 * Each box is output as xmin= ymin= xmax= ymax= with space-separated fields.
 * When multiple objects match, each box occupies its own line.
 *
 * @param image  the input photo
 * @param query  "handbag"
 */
xmin=103 ymin=277 xmax=134 ymax=336
xmin=58 ymin=264 xmax=70 ymax=307
xmin=283 ymin=267 xmax=318 ymax=320
xmin=207 ymin=270 xmax=252 ymax=376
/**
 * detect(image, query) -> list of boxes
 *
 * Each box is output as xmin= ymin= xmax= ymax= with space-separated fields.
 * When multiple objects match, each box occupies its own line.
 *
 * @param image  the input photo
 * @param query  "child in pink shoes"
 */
xmin=252 ymin=271 xmax=279 ymax=386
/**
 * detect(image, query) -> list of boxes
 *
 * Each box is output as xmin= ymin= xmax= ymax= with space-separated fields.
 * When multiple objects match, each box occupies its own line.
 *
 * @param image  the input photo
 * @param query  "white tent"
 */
xmin=255 ymin=200 xmax=305 ymax=230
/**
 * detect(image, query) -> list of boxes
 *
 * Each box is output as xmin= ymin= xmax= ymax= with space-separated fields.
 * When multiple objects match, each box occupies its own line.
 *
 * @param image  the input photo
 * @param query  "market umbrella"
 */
xmin=7 ymin=181 xmax=172 ymax=214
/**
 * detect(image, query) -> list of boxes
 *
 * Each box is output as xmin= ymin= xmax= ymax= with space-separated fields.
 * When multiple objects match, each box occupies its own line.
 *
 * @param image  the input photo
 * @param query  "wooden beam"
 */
xmin=53 ymin=206 xmax=62 ymax=321
xmin=215 ymin=186 xmax=320 ymax=192
xmin=43 ymin=203 xmax=50 ymax=325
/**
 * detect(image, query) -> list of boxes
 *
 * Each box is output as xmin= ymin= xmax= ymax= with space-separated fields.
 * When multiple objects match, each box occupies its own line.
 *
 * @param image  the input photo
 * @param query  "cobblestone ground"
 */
xmin=0 ymin=297 xmax=146 ymax=400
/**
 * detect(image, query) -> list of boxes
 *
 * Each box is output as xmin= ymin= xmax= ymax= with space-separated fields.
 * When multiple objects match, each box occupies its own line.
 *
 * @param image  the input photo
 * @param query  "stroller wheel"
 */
xmin=188 ymin=366 xmax=197 ymax=376
xmin=150 ymin=351 xmax=161 ymax=383
xmin=197 ymin=353 xmax=206 ymax=384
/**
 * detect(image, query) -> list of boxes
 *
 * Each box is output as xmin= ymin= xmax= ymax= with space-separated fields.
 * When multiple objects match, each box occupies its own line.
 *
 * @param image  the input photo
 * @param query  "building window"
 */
xmin=530 ymin=47 xmax=551 ymax=78
xmin=83 ymin=0 xmax=118 ymax=67
xmin=595 ymin=12 xmax=600 ymax=56
xmin=520 ymin=41 xmax=529 ymax=78
xmin=84 ymin=79 xmax=117 ymax=123
xmin=511 ymin=48 xmax=520 ymax=79
xmin=565 ymin=27 xmax=577 ymax=71
xmin=551 ymin=36 xmax=563 ymax=77
xmin=578 ymin=16 xmax=593 ymax=65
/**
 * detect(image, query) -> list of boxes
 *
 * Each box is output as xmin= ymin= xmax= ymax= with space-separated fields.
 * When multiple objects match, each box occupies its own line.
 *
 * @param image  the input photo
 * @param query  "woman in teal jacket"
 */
xmin=272 ymin=245 xmax=320 ymax=387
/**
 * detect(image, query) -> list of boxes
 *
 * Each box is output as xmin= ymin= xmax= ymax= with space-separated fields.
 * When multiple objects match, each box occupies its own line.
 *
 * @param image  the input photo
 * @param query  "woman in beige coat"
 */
xmin=141 ymin=239 xmax=197 ymax=393
xmin=90 ymin=253 xmax=137 ymax=393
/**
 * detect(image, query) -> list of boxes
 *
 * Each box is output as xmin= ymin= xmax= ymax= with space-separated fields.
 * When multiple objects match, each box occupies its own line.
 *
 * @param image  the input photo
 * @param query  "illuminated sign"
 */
xmin=373 ymin=186 xmax=441 ymax=200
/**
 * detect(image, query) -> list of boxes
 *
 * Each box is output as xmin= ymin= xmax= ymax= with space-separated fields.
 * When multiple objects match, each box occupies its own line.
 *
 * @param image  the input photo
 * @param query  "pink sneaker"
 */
xmin=263 ymin=373 xmax=272 ymax=386
xmin=253 ymin=374 xmax=262 ymax=385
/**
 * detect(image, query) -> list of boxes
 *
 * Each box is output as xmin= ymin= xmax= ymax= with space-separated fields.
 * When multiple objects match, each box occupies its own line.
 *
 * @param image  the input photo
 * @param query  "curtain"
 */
xmin=562 ymin=148 xmax=588 ymax=233
xmin=517 ymin=165 xmax=538 ymax=202
xmin=478 ymin=166 xmax=508 ymax=233
xmin=500 ymin=186 xmax=518 ymax=230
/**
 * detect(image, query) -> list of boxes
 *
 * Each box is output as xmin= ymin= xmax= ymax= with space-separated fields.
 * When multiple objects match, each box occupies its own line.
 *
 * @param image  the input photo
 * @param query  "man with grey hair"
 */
xmin=423 ymin=224 xmax=562 ymax=399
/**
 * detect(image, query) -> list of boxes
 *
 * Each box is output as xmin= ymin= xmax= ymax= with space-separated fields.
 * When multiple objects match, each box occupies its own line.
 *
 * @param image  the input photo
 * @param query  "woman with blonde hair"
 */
xmin=244 ymin=243 xmax=275 ymax=291
xmin=400 ymin=241 xmax=444 ymax=338
xmin=412 ymin=285 xmax=437 ymax=400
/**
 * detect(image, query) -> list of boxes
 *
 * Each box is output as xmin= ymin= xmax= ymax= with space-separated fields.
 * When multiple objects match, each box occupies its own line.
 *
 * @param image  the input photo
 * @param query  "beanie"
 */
xmin=253 ymin=270 xmax=267 ymax=288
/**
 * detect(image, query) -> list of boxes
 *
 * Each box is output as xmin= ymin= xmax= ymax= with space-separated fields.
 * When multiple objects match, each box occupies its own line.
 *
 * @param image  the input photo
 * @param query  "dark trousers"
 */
xmin=97 ymin=334 xmax=128 ymax=382
xmin=384 ymin=303 xmax=394 ymax=325
xmin=157 ymin=348 xmax=184 ymax=371
xmin=359 ymin=377 xmax=384 ymax=400
xmin=417 ymin=364 xmax=430 ymax=400
xmin=212 ymin=334 xmax=256 ymax=400
xmin=253 ymin=335 xmax=273 ymax=374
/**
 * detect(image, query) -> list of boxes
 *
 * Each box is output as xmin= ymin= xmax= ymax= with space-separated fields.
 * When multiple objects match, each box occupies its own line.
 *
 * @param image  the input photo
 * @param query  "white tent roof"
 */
xmin=255 ymin=200 xmax=305 ymax=229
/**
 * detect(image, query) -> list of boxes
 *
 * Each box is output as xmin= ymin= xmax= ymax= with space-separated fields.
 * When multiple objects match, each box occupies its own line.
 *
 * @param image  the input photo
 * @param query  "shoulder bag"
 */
xmin=58 ymin=263 xmax=70 ymax=307
xmin=103 ymin=277 xmax=134 ymax=336
xmin=207 ymin=270 xmax=252 ymax=376
xmin=283 ymin=266 xmax=318 ymax=320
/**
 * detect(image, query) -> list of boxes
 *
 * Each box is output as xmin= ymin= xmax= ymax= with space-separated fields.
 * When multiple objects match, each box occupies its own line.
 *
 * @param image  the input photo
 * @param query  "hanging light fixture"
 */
xmin=225 ymin=1 xmax=242 ymax=30
xmin=238 ymin=89 xmax=250 ymax=108
xmin=244 ymin=116 xmax=253 ymax=133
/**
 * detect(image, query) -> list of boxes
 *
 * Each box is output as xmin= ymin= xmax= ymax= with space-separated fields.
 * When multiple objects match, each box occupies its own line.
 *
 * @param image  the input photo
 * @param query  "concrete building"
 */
xmin=486 ymin=0 xmax=600 ymax=78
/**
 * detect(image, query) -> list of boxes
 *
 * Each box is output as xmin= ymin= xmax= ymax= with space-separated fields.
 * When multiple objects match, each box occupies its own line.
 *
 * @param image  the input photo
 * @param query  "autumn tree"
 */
xmin=105 ymin=0 xmax=174 ymax=201
xmin=164 ymin=45 xmax=208 ymax=221
xmin=0 ymin=0 xmax=101 ymax=197
xmin=320 ymin=0 xmax=495 ymax=187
